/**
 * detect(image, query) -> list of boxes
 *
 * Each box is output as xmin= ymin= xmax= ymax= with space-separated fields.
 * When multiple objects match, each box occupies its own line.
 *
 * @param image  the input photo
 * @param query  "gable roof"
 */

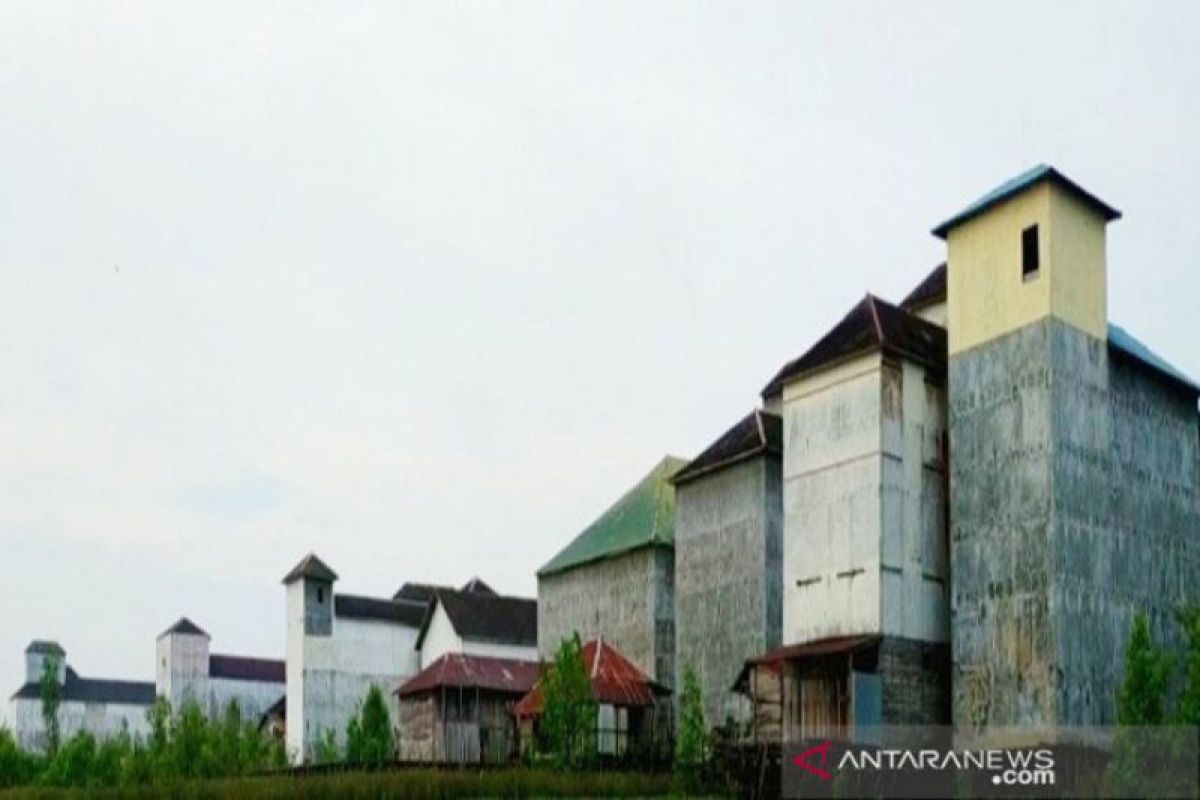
xmin=393 ymin=577 xmax=496 ymax=603
xmin=281 ymin=553 xmax=338 ymax=585
xmin=158 ymin=618 xmax=209 ymax=639
xmin=209 ymin=654 xmax=285 ymax=684
xmin=900 ymin=263 xmax=947 ymax=312
xmin=396 ymin=653 xmax=540 ymax=698
xmin=11 ymin=667 xmax=155 ymax=706
xmin=762 ymin=294 xmax=947 ymax=398
xmin=416 ymin=589 xmax=538 ymax=649
xmin=931 ymin=164 xmax=1121 ymax=239
xmin=538 ymin=456 xmax=686 ymax=577
xmin=1108 ymin=323 xmax=1200 ymax=396
xmin=460 ymin=578 xmax=496 ymax=595
xmin=514 ymin=638 xmax=668 ymax=717
xmin=335 ymin=593 xmax=427 ymax=627
xmin=672 ymin=410 xmax=782 ymax=487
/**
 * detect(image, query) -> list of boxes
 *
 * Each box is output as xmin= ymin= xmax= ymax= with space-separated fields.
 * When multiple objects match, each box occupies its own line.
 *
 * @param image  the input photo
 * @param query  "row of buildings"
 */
xmin=12 ymin=166 xmax=1200 ymax=761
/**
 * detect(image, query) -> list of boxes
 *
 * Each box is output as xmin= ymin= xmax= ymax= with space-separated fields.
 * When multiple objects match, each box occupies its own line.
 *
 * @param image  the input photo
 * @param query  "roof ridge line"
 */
xmin=866 ymin=294 xmax=884 ymax=343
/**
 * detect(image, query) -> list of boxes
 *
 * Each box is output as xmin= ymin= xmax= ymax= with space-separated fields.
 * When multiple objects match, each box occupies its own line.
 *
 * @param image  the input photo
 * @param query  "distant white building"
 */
xmin=282 ymin=553 xmax=537 ymax=764
xmin=9 ymin=641 xmax=153 ymax=752
xmin=155 ymin=618 xmax=285 ymax=722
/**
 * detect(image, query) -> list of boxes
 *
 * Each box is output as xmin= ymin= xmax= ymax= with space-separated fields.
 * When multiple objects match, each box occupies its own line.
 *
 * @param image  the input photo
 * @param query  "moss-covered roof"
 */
xmin=537 ymin=456 xmax=687 ymax=577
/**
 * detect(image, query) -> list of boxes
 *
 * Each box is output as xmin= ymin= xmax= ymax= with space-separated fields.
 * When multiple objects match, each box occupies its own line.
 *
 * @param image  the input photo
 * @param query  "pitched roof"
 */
xmin=416 ymin=589 xmax=538 ymax=649
xmin=931 ymin=164 xmax=1122 ymax=239
xmin=672 ymin=410 xmax=782 ymax=487
xmin=282 ymin=553 xmax=338 ymax=585
xmin=538 ymin=456 xmax=686 ymax=577
xmin=761 ymin=294 xmax=947 ymax=398
xmin=25 ymin=640 xmax=65 ymax=656
xmin=900 ymin=263 xmax=947 ymax=311
xmin=460 ymin=578 xmax=496 ymax=595
xmin=335 ymin=593 xmax=427 ymax=627
xmin=209 ymin=654 xmax=285 ymax=684
xmin=392 ymin=582 xmax=450 ymax=603
xmin=11 ymin=667 xmax=155 ymax=706
xmin=1108 ymin=323 xmax=1200 ymax=396
xmin=732 ymin=635 xmax=881 ymax=692
xmin=514 ymin=639 xmax=668 ymax=717
xmin=396 ymin=653 xmax=540 ymax=698
xmin=158 ymin=618 xmax=209 ymax=639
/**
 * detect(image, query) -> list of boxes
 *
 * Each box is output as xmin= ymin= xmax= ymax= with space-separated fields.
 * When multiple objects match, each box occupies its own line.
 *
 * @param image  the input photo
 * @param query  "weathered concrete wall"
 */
xmin=878 ymin=637 xmax=950 ymax=724
xmin=782 ymin=353 xmax=948 ymax=651
xmin=156 ymin=630 xmax=209 ymax=712
xmin=674 ymin=455 xmax=782 ymax=728
xmin=12 ymin=698 xmax=152 ymax=752
xmin=398 ymin=694 xmax=435 ymax=761
xmin=207 ymin=677 xmax=284 ymax=721
xmin=951 ymin=317 xmax=1200 ymax=727
xmin=538 ymin=546 xmax=674 ymax=687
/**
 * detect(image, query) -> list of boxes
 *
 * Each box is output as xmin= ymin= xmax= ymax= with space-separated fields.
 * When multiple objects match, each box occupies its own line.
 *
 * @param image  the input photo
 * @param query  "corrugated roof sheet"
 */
xmin=11 ymin=667 xmax=155 ymax=706
xmin=900 ymin=263 xmax=947 ymax=311
xmin=1109 ymin=323 xmax=1199 ymax=395
xmin=209 ymin=654 xmax=285 ymax=684
xmin=672 ymin=410 xmax=781 ymax=486
xmin=281 ymin=553 xmax=338 ymax=585
xmin=335 ymin=593 xmax=427 ymax=627
xmin=396 ymin=653 xmax=540 ymax=698
xmin=762 ymin=294 xmax=947 ymax=398
xmin=416 ymin=589 xmax=538 ymax=648
xmin=931 ymin=164 xmax=1121 ymax=239
xmin=514 ymin=639 xmax=668 ymax=717
xmin=537 ymin=456 xmax=686 ymax=577
xmin=731 ymin=635 xmax=881 ymax=692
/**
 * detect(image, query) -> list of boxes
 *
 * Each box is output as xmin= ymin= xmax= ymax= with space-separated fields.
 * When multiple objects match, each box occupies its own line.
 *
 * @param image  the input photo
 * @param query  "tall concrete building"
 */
xmin=672 ymin=409 xmax=783 ymax=728
xmin=537 ymin=456 xmax=686 ymax=691
xmin=934 ymin=165 xmax=1200 ymax=727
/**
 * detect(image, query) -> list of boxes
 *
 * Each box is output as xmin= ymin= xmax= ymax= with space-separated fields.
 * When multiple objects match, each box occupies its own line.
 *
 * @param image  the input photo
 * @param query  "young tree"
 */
xmin=1117 ymin=612 xmax=1171 ymax=725
xmin=675 ymin=666 xmax=706 ymax=766
xmin=38 ymin=654 xmax=62 ymax=755
xmin=345 ymin=685 xmax=393 ymax=765
xmin=541 ymin=633 xmax=597 ymax=769
xmin=1173 ymin=606 xmax=1200 ymax=725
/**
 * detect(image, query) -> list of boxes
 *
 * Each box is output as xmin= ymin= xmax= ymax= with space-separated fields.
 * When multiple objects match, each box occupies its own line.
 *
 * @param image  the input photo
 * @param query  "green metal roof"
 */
xmin=538 ymin=456 xmax=687 ymax=577
xmin=931 ymin=164 xmax=1121 ymax=239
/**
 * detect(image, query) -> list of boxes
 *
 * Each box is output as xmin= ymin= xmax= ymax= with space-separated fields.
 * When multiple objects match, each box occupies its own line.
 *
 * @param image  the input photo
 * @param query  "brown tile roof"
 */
xmin=761 ymin=294 xmax=947 ymax=398
xmin=396 ymin=653 xmax=540 ymax=698
xmin=672 ymin=409 xmax=781 ymax=487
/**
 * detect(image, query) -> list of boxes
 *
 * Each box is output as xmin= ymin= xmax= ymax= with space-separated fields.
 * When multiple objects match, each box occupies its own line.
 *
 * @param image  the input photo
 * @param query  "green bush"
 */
xmin=344 ymin=684 xmax=393 ymax=765
xmin=541 ymin=633 xmax=597 ymax=769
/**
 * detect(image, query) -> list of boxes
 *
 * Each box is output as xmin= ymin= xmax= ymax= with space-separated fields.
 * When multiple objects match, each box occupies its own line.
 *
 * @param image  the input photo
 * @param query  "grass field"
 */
xmin=0 ymin=767 xmax=687 ymax=799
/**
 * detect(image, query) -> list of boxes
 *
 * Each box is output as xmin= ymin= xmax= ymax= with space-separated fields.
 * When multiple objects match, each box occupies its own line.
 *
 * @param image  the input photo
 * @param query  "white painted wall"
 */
xmin=11 ymin=698 xmax=151 ymax=752
xmin=208 ymin=677 xmax=284 ymax=721
xmin=781 ymin=352 xmax=948 ymax=645
xmin=460 ymin=639 xmax=538 ymax=662
xmin=419 ymin=605 xmax=462 ymax=668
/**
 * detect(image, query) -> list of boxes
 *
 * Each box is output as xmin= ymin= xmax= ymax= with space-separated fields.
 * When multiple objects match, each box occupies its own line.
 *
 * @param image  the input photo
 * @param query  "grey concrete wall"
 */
xmin=538 ymin=546 xmax=674 ymax=687
xmin=950 ymin=317 xmax=1200 ymax=727
xmin=878 ymin=636 xmax=950 ymax=724
xmin=674 ymin=455 xmax=782 ymax=729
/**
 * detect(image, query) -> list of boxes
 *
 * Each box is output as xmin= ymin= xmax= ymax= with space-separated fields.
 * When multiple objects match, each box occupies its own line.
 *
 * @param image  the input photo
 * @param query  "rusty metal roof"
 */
xmin=513 ymin=638 xmax=668 ymax=717
xmin=396 ymin=653 xmax=540 ymax=698
xmin=732 ymin=635 xmax=881 ymax=693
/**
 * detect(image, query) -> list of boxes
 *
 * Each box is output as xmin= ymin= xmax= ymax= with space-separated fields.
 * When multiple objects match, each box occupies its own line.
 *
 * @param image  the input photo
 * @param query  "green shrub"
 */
xmin=344 ymin=684 xmax=393 ymax=765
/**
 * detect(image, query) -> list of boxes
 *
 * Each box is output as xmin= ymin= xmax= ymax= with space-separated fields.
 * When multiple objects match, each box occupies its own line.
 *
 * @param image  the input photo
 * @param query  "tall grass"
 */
xmin=0 ymin=767 xmax=683 ymax=799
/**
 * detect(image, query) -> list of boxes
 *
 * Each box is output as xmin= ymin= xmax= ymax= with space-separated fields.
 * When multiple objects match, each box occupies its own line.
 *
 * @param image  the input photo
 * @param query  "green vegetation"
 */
xmin=0 ymin=767 xmax=677 ymax=799
xmin=344 ymin=684 xmax=394 ymax=765
xmin=0 ymin=698 xmax=285 ymax=791
xmin=674 ymin=665 xmax=706 ymax=793
xmin=540 ymin=633 xmax=597 ymax=768
xmin=1116 ymin=612 xmax=1171 ymax=725
xmin=38 ymin=656 xmax=62 ymax=757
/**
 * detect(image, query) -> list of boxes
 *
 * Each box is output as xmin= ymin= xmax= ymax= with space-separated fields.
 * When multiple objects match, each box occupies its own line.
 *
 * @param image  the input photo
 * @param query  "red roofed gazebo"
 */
xmin=514 ymin=638 xmax=670 ymax=760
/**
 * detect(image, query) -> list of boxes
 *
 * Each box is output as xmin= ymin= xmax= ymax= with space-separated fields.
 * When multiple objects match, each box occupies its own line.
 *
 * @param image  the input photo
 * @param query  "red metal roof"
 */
xmin=513 ymin=638 xmax=667 ymax=718
xmin=395 ymin=653 xmax=540 ymax=698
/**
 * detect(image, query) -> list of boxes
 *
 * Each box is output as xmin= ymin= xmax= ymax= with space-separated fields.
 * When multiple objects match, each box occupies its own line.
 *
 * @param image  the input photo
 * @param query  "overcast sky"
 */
xmin=2 ymin=2 xmax=1198 ymax=721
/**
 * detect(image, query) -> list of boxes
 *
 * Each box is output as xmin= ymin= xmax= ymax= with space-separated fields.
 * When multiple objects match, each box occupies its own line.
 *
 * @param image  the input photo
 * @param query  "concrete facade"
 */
xmin=11 ymin=696 xmax=152 ymax=752
xmin=674 ymin=454 xmax=782 ymax=728
xmin=155 ymin=620 xmax=285 ymax=722
xmin=538 ymin=546 xmax=675 ymax=688
xmin=420 ymin=604 xmax=537 ymax=669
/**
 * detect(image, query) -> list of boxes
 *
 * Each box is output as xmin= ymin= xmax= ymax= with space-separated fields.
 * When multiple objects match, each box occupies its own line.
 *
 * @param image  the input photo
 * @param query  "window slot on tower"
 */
xmin=1022 ymin=224 xmax=1039 ymax=280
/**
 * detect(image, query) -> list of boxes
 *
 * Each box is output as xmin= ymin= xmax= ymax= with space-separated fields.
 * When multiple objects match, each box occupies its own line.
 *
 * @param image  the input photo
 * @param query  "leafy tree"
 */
xmin=542 ymin=633 xmax=597 ymax=769
xmin=345 ymin=685 xmax=394 ymax=765
xmin=41 ymin=731 xmax=96 ymax=787
xmin=214 ymin=700 xmax=244 ymax=775
xmin=314 ymin=728 xmax=341 ymax=765
xmin=172 ymin=700 xmax=212 ymax=778
xmin=1117 ymin=612 xmax=1171 ymax=725
xmin=1173 ymin=605 xmax=1200 ymax=725
xmin=0 ymin=728 xmax=42 ymax=788
xmin=675 ymin=666 xmax=706 ymax=767
xmin=38 ymin=654 xmax=62 ymax=755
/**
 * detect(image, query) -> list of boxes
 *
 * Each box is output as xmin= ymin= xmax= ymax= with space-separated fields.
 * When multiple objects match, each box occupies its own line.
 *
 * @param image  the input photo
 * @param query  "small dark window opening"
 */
xmin=1022 ymin=225 xmax=1040 ymax=279
xmin=317 ymin=587 xmax=324 ymax=604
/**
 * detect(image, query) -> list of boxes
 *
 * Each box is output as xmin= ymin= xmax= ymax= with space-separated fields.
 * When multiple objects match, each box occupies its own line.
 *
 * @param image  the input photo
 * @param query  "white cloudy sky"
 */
xmin=2 ymin=2 xmax=1198 ymax=718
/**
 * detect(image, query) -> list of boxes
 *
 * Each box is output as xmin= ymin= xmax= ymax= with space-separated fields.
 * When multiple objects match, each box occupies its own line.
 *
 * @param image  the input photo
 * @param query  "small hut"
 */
xmin=514 ymin=638 xmax=671 ymax=762
xmin=396 ymin=653 xmax=539 ymax=764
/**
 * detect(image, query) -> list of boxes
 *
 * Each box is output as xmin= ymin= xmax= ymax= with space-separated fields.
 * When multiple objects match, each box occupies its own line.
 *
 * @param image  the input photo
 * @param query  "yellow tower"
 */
xmin=933 ymin=164 xmax=1120 ymax=355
